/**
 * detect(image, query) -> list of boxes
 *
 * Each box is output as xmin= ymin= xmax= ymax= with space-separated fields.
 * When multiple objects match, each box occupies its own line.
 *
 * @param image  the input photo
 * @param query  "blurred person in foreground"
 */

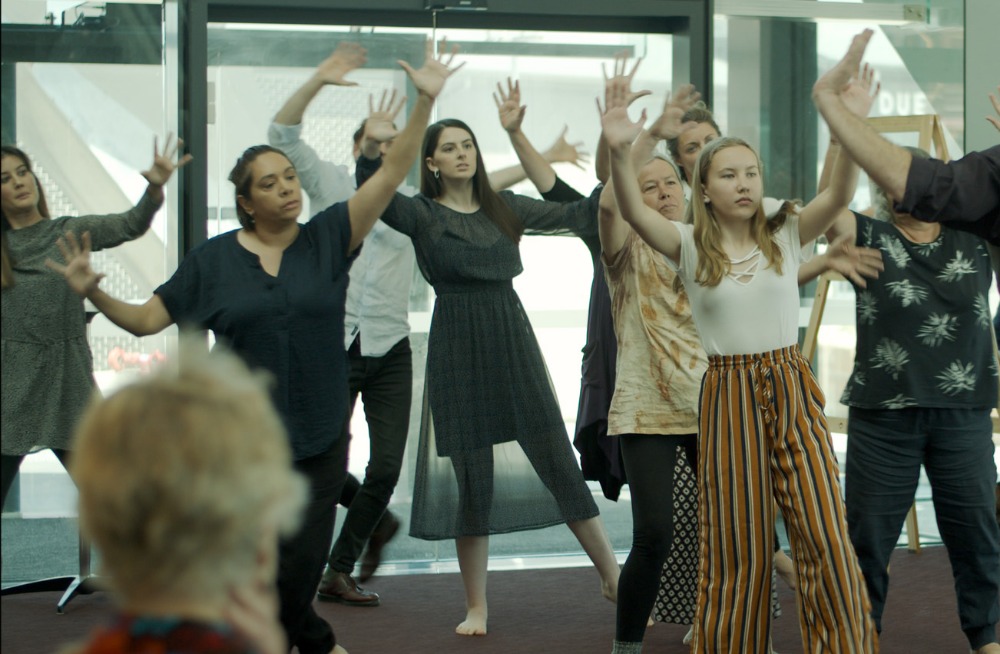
xmin=65 ymin=344 xmax=312 ymax=654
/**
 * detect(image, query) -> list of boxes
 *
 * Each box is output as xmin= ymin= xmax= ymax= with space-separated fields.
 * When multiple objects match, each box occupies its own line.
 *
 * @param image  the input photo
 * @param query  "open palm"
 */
xmin=315 ymin=42 xmax=367 ymax=86
xmin=141 ymin=134 xmax=192 ymax=187
xmin=398 ymin=38 xmax=464 ymax=100
xmin=45 ymin=231 xmax=105 ymax=297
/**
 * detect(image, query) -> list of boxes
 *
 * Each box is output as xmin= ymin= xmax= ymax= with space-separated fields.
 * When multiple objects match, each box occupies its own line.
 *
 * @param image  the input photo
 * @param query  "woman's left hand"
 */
xmin=823 ymin=232 xmax=884 ymax=287
xmin=398 ymin=38 xmax=464 ymax=100
xmin=45 ymin=231 xmax=105 ymax=297
xmin=141 ymin=134 xmax=193 ymax=187
xmin=494 ymin=77 xmax=526 ymax=134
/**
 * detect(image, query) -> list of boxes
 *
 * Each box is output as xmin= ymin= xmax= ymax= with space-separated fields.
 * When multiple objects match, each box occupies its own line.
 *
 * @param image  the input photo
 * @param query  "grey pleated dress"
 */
xmin=1 ymin=195 xmax=158 ymax=456
xmin=377 ymin=189 xmax=603 ymax=540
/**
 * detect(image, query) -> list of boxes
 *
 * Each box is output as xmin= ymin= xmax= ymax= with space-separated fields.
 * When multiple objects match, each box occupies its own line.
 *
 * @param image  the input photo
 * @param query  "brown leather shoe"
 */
xmin=316 ymin=571 xmax=381 ymax=607
xmin=359 ymin=510 xmax=401 ymax=583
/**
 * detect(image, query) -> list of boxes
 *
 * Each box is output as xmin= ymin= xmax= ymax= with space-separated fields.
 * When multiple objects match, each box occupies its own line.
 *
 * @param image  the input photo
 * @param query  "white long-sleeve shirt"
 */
xmin=268 ymin=121 xmax=417 ymax=357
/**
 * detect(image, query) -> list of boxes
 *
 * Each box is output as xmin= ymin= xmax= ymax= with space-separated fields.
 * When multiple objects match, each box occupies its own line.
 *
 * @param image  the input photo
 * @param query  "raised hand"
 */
xmin=544 ymin=126 xmax=590 ymax=169
xmin=365 ymin=89 xmax=406 ymax=144
xmin=988 ymin=86 xmax=1000 ymax=132
xmin=840 ymin=63 xmax=880 ymax=119
xmin=141 ymin=134 xmax=192 ymax=187
xmin=398 ymin=38 xmax=464 ymax=100
xmin=823 ymin=232 xmax=884 ymax=288
xmin=813 ymin=29 xmax=874 ymax=103
xmin=647 ymin=84 xmax=702 ymax=141
xmin=314 ymin=42 xmax=367 ymax=86
xmin=601 ymin=87 xmax=647 ymax=151
xmin=599 ymin=51 xmax=652 ymax=114
xmin=493 ymin=77 xmax=525 ymax=134
xmin=45 ymin=231 xmax=105 ymax=297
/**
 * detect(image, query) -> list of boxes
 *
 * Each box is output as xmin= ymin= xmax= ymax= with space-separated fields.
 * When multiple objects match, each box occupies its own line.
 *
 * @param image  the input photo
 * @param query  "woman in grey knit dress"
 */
xmin=368 ymin=118 xmax=620 ymax=637
xmin=0 ymin=140 xmax=188 ymax=507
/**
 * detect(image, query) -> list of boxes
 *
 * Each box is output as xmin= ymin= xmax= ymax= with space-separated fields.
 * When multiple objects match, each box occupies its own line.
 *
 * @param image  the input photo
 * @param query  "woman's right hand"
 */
xmin=45 ymin=231 xmax=105 ymax=297
xmin=397 ymin=37 xmax=464 ymax=100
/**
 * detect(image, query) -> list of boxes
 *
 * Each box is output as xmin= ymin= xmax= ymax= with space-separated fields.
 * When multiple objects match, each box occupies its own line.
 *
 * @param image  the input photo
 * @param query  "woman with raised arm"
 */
xmin=357 ymin=115 xmax=620 ymax=639
xmin=1 ymin=138 xmax=188 ymax=509
xmin=603 ymin=72 xmax=878 ymax=652
xmin=48 ymin=41 xmax=460 ymax=654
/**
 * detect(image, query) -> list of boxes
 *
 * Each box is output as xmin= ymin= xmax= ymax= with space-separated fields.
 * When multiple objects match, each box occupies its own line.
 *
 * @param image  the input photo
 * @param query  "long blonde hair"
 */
xmin=686 ymin=137 xmax=790 ymax=287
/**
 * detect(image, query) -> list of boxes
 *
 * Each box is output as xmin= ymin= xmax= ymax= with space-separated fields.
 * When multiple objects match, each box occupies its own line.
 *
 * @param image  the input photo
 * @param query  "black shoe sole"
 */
xmin=316 ymin=591 xmax=381 ymax=607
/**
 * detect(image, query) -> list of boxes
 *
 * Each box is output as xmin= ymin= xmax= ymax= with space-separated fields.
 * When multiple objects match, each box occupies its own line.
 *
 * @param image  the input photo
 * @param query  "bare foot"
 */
xmin=602 ymin=578 xmax=618 ymax=604
xmin=456 ymin=607 xmax=488 ymax=636
xmin=774 ymin=549 xmax=797 ymax=591
xmin=647 ymin=615 xmax=655 ymax=627
xmin=976 ymin=643 xmax=1000 ymax=654
xmin=332 ymin=645 xmax=349 ymax=654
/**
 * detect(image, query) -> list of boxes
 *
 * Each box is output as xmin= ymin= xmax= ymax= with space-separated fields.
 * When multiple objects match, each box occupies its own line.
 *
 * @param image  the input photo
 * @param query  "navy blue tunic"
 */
xmin=156 ymin=204 xmax=356 ymax=460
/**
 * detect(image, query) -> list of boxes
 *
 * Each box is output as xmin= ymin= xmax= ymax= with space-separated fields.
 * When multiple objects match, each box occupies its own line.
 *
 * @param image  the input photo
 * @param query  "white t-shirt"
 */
xmin=666 ymin=217 xmax=807 ymax=356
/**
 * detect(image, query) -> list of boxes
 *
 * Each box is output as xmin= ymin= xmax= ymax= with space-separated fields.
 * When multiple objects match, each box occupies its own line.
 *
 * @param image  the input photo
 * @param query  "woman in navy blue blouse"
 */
xmin=48 ymin=40 xmax=462 ymax=654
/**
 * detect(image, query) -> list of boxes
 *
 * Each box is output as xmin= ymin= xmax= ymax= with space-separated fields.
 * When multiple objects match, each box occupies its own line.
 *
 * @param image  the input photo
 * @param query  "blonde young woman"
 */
xmin=602 ymin=76 xmax=879 ymax=652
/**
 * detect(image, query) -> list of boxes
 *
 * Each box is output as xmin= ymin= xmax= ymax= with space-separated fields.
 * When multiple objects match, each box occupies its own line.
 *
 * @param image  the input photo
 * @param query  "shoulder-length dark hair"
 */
xmin=2 ymin=145 xmax=52 ymax=289
xmin=419 ymin=119 xmax=523 ymax=243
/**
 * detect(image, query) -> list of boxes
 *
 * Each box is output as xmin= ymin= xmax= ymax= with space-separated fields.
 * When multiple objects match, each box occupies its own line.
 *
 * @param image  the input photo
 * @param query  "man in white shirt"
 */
xmin=269 ymin=42 xmax=416 ymax=607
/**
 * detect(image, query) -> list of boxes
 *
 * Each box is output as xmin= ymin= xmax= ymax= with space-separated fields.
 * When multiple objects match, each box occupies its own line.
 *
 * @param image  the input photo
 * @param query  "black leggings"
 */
xmin=616 ymin=433 xmax=697 ymax=643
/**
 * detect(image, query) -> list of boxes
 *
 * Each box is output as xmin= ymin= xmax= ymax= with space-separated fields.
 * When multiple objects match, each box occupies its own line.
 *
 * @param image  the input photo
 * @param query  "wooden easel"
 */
xmin=801 ymin=114 xmax=953 ymax=554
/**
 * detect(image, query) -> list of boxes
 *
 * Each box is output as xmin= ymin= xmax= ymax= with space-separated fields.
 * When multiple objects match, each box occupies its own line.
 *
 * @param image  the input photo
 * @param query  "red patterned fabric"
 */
xmin=76 ymin=614 xmax=256 ymax=653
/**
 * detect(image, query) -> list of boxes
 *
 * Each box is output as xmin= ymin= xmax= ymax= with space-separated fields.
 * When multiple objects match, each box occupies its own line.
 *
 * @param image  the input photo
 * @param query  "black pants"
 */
xmin=616 ymin=433 xmax=697 ymax=643
xmin=846 ymin=406 xmax=1000 ymax=650
xmin=280 ymin=434 xmax=349 ymax=653
xmin=328 ymin=336 xmax=412 ymax=574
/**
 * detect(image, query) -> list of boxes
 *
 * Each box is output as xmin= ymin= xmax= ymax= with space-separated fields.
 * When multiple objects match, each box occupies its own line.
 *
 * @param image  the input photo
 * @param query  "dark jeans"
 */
xmin=845 ymin=406 xmax=1000 ymax=650
xmin=280 ymin=434 xmax=348 ymax=653
xmin=327 ymin=336 xmax=412 ymax=574
xmin=616 ymin=433 xmax=697 ymax=643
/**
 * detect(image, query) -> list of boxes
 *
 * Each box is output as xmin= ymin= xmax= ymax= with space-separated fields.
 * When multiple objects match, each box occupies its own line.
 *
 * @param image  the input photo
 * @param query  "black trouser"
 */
xmin=846 ymin=406 xmax=1000 ymax=650
xmin=280 ymin=434 xmax=349 ymax=653
xmin=327 ymin=336 xmax=412 ymax=574
xmin=616 ymin=433 xmax=697 ymax=643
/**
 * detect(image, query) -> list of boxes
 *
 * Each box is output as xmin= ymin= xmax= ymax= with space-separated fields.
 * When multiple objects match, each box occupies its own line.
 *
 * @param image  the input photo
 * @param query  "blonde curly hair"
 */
xmin=72 ymin=340 xmax=306 ymax=603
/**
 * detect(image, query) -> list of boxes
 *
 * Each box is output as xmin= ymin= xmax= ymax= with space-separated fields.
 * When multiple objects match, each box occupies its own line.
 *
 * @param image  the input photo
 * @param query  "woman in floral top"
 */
xmin=840 ymin=147 xmax=1000 ymax=654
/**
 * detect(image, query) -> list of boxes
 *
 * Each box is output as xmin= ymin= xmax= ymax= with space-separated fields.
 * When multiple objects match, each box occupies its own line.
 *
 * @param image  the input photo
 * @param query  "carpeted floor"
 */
xmin=0 ymin=546 xmax=973 ymax=653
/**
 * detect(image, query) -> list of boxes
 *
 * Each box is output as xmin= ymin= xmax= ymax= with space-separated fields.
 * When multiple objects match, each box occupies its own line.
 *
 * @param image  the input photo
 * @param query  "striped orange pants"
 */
xmin=691 ymin=345 xmax=878 ymax=653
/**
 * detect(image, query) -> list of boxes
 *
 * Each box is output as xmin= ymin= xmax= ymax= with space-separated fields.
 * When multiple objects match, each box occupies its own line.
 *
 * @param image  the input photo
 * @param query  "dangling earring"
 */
xmin=434 ymin=170 xmax=440 ymax=180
